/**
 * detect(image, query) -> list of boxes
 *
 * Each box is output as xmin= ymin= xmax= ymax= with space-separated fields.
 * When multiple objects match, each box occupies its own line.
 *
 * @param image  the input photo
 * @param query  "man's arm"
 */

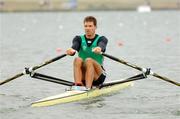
xmin=71 ymin=36 xmax=81 ymax=51
xmin=66 ymin=36 xmax=81 ymax=56
xmin=97 ymin=36 xmax=108 ymax=52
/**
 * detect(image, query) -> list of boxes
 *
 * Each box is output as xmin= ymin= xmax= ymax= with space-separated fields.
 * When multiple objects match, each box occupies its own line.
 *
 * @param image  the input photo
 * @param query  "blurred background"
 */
xmin=0 ymin=0 xmax=180 ymax=12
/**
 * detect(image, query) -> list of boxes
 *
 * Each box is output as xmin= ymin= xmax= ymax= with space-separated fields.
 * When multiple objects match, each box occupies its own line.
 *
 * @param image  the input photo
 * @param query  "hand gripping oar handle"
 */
xmin=0 ymin=54 xmax=67 ymax=85
xmin=102 ymin=53 xmax=180 ymax=87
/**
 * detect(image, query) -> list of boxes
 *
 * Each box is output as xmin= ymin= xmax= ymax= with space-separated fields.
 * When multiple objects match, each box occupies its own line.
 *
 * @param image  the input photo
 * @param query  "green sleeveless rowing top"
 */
xmin=78 ymin=35 xmax=103 ymax=65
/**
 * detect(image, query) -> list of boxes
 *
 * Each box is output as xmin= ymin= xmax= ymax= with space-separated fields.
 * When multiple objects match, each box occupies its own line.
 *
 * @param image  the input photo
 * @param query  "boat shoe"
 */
xmin=71 ymin=86 xmax=89 ymax=91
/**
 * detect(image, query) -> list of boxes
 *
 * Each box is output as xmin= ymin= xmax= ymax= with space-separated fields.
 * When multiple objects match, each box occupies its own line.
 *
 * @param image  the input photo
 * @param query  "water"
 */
xmin=0 ymin=11 xmax=180 ymax=119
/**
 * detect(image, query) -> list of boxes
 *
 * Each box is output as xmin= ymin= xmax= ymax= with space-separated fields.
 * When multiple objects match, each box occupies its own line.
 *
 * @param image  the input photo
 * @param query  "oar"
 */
xmin=102 ymin=53 xmax=180 ymax=87
xmin=31 ymin=72 xmax=73 ymax=86
xmin=0 ymin=54 xmax=67 ymax=85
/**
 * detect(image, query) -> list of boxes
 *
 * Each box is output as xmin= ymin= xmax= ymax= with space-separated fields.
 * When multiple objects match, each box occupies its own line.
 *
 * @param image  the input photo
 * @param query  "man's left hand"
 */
xmin=92 ymin=47 xmax=102 ymax=54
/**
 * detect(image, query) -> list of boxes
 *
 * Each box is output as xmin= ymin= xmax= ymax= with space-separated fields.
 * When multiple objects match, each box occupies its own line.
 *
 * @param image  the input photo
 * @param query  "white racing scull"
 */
xmin=31 ymin=81 xmax=133 ymax=107
xmin=31 ymin=73 xmax=146 ymax=107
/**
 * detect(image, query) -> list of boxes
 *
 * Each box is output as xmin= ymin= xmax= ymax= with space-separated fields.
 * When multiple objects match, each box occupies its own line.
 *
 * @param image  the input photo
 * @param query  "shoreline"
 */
xmin=0 ymin=0 xmax=180 ymax=12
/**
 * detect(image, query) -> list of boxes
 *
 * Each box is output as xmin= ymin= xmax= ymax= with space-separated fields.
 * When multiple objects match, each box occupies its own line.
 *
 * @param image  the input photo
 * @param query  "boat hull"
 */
xmin=31 ymin=81 xmax=133 ymax=107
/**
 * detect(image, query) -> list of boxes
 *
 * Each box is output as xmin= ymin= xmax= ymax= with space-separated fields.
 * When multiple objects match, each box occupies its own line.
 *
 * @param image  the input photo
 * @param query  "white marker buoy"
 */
xmin=137 ymin=5 xmax=152 ymax=13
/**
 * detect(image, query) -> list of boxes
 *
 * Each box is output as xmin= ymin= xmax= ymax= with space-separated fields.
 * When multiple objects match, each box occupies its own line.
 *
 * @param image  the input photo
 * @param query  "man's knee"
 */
xmin=84 ymin=58 xmax=94 ymax=67
xmin=74 ymin=57 xmax=83 ymax=67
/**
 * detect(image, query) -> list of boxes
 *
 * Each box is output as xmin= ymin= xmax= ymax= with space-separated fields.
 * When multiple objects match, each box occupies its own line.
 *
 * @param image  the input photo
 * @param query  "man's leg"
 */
xmin=84 ymin=58 xmax=103 ymax=88
xmin=73 ymin=57 xmax=84 ymax=85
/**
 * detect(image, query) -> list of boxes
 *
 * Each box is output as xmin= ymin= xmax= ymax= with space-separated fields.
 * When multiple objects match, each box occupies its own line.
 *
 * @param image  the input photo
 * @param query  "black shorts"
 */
xmin=93 ymin=73 xmax=106 ymax=86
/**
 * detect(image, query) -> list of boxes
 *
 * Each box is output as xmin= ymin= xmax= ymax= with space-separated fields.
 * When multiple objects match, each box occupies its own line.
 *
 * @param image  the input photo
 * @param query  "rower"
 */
xmin=66 ymin=16 xmax=108 ymax=90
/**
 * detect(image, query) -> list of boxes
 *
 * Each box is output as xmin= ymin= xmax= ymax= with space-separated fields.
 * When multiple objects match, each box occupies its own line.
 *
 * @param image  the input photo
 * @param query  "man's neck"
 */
xmin=86 ymin=34 xmax=96 ymax=39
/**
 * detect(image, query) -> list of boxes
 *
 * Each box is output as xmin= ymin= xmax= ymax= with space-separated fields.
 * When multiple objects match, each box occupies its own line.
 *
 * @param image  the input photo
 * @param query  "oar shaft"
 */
xmin=0 ymin=54 xmax=67 ymax=85
xmin=0 ymin=73 xmax=24 ymax=85
xmin=102 ymin=53 xmax=142 ymax=71
xmin=32 ymin=54 xmax=67 ymax=70
xmin=153 ymin=73 xmax=180 ymax=86
xmin=102 ymin=53 xmax=180 ymax=87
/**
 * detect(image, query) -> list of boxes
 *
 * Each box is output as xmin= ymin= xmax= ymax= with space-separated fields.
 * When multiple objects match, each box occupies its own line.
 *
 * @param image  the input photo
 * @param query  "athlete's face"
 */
xmin=84 ymin=21 xmax=96 ymax=38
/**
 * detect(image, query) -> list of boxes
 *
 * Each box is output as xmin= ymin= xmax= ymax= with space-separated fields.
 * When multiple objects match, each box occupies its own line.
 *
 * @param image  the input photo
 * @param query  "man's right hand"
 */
xmin=66 ymin=48 xmax=76 ymax=56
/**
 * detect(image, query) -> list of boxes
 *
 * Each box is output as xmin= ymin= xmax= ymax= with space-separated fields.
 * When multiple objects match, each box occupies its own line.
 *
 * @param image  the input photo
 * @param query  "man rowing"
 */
xmin=66 ymin=16 xmax=108 ymax=90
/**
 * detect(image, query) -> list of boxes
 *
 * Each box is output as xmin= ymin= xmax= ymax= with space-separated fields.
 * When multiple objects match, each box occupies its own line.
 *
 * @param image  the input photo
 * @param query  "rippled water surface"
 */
xmin=0 ymin=11 xmax=180 ymax=119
